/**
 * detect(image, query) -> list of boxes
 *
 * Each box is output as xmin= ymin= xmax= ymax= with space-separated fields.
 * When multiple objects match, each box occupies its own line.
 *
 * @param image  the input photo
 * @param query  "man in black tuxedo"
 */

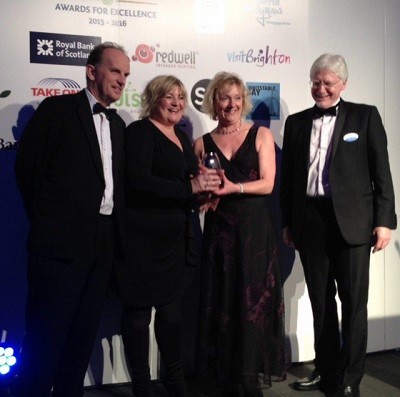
xmin=14 ymin=42 xmax=130 ymax=396
xmin=280 ymin=54 xmax=396 ymax=397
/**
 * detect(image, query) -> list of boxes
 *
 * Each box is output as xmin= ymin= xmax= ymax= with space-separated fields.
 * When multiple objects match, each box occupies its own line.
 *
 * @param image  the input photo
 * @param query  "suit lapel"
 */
xmin=331 ymin=99 xmax=347 ymax=160
xmin=109 ymin=117 xmax=123 ymax=191
xmin=302 ymin=110 xmax=314 ymax=168
xmin=74 ymin=91 xmax=105 ymax=183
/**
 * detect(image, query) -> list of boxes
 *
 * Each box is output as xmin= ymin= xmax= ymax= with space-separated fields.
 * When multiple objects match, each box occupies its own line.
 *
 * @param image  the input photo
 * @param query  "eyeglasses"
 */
xmin=309 ymin=79 xmax=341 ymax=89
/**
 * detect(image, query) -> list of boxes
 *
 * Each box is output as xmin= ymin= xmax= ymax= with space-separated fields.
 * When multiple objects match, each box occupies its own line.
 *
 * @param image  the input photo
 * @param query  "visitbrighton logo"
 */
xmin=227 ymin=45 xmax=291 ymax=68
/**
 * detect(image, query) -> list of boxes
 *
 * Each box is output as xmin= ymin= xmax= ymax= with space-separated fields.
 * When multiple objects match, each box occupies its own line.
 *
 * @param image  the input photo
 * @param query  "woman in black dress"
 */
xmin=116 ymin=75 xmax=221 ymax=396
xmin=194 ymin=72 xmax=288 ymax=396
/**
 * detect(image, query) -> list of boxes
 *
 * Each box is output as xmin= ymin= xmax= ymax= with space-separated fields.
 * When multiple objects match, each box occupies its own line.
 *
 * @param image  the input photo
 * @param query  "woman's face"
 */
xmin=153 ymin=85 xmax=186 ymax=127
xmin=214 ymin=83 xmax=243 ymax=125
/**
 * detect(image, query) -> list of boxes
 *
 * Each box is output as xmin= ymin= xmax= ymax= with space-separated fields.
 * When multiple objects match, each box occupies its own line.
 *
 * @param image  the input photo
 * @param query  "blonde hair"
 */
xmin=202 ymin=71 xmax=253 ymax=120
xmin=140 ymin=75 xmax=188 ymax=119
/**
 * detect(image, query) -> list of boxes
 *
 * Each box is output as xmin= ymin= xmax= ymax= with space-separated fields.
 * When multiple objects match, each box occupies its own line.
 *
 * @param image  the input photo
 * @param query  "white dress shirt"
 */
xmin=85 ymin=89 xmax=114 ymax=215
xmin=306 ymin=102 xmax=339 ymax=197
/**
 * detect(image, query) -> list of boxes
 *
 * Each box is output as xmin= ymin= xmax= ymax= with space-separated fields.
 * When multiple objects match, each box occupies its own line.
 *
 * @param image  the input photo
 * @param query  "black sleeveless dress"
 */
xmin=197 ymin=126 xmax=287 ymax=392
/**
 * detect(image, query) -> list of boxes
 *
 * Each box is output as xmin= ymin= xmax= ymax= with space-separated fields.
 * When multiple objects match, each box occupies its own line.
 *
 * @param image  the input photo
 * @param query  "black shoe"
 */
xmin=334 ymin=385 xmax=360 ymax=397
xmin=292 ymin=369 xmax=321 ymax=391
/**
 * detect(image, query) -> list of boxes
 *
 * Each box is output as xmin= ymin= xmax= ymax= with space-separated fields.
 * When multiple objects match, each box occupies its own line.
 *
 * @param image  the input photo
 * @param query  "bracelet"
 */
xmin=238 ymin=183 xmax=244 ymax=194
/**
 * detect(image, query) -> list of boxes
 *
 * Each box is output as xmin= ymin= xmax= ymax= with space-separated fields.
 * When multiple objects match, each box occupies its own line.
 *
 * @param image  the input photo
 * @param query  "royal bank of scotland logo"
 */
xmin=30 ymin=32 xmax=101 ymax=66
xmin=37 ymin=39 xmax=54 ymax=56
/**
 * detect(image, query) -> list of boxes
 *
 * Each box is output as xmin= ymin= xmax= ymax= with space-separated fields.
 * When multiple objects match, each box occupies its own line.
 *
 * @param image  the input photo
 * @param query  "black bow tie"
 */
xmin=93 ymin=103 xmax=117 ymax=119
xmin=312 ymin=105 xmax=337 ymax=119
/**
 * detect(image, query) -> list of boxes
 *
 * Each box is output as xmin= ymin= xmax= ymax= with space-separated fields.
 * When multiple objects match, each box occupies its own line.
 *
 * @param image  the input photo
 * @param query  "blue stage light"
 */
xmin=0 ymin=344 xmax=18 ymax=380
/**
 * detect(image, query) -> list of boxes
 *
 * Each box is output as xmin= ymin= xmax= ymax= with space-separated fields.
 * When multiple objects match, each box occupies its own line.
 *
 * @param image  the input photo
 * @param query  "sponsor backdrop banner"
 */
xmin=0 ymin=0 xmax=308 ymax=385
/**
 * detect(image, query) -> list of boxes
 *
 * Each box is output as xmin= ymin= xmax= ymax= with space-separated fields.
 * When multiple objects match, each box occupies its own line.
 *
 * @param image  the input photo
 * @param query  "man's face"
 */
xmin=87 ymin=48 xmax=130 ymax=107
xmin=310 ymin=68 xmax=346 ymax=109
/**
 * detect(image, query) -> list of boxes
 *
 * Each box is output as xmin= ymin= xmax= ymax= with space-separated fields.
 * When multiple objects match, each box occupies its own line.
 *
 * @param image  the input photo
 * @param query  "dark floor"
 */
xmin=0 ymin=350 xmax=398 ymax=396
xmin=82 ymin=350 xmax=400 ymax=397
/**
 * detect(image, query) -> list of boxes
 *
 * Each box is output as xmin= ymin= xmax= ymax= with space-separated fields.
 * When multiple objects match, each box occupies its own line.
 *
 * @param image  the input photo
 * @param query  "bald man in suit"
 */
xmin=280 ymin=53 xmax=396 ymax=397
xmin=14 ymin=42 xmax=130 ymax=396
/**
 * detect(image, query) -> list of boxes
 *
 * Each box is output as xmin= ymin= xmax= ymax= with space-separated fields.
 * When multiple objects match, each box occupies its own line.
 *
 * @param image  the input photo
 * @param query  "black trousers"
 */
xmin=298 ymin=198 xmax=370 ymax=388
xmin=121 ymin=299 xmax=190 ymax=397
xmin=15 ymin=214 xmax=114 ymax=397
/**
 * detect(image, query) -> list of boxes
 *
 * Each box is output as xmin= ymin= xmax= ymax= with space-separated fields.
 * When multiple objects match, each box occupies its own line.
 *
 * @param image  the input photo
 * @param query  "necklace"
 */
xmin=216 ymin=120 xmax=242 ymax=135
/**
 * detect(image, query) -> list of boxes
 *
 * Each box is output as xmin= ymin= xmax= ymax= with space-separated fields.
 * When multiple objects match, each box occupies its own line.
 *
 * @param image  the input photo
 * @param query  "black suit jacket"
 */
xmin=280 ymin=99 xmax=397 ymax=246
xmin=15 ymin=90 xmax=125 ymax=259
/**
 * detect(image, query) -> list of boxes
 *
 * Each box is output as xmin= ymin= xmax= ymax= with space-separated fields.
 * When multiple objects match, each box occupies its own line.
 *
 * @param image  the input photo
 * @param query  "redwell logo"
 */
xmin=131 ymin=43 xmax=197 ymax=69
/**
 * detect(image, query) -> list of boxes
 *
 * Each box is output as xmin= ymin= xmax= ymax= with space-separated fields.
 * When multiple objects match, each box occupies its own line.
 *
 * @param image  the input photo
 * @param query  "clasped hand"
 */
xmin=191 ymin=164 xmax=222 ymax=195
xmin=195 ymin=166 xmax=241 ymax=212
